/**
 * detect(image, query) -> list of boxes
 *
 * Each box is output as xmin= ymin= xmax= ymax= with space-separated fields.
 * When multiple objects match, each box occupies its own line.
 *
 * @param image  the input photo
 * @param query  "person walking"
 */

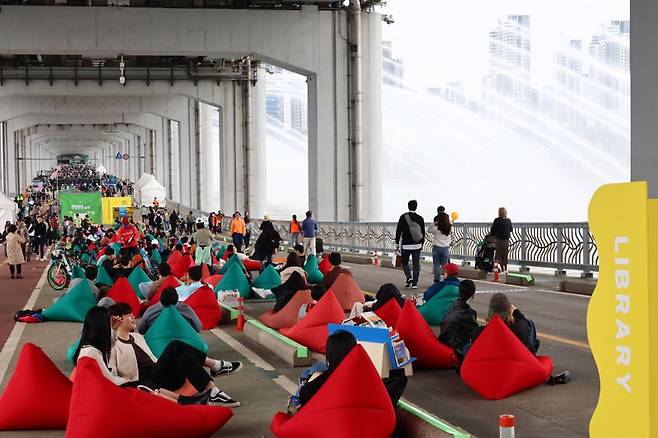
xmin=395 ymin=200 xmax=425 ymax=289
xmin=490 ymin=207 xmax=512 ymax=273
xmin=427 ymin=206 xmax=452 ymax=283
xmin=229 ymin=211 xmax=246 ymax=253
xmin=186 ymin=211 xmax=195 ymax=235
xmin=244 ymin=214 xmax=252 ymax=249
xmin=33 ymin=216 xmax=48 ymax=261
xmin=5 ymin=224 xmax=26 ymax=279
xmin=301 ymin=211 xmax=318 ymax=256
xmin=289 ymin=214 xmax=300 ymax=247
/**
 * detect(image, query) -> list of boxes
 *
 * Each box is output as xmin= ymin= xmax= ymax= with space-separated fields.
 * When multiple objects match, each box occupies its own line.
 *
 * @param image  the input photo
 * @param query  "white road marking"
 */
xmin=0 ymin=262 xmax=50 ymax=384
xmin=211 ymin=328 xmax=297 ymax=395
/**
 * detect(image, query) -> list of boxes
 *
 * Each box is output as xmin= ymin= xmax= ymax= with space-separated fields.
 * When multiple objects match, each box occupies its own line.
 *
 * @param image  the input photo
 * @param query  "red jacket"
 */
xmin=116 ymin=224 xmax=140 ymax=248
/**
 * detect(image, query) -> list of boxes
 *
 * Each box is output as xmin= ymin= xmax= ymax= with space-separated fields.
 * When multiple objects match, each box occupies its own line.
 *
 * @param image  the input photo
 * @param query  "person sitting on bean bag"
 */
xmin=278 ymin=252 xmax=308 ymax=284
xmin=271 ymin=271 xmax=311 ymax=313
xmin=321 ymin=253 xmax=352 ymax=291
xmin=349 ymin=283 xmax=405 ymax=318
xmin=438 ymin=280 xmax=479 ymax=359
xmin=468 ymin=293 xmax=570 ymax=385
xmin=139 ymin=288 xmax=202 ymax=334
xmin=422 ymin=262 xmax=460 ymax=302
xmin=108 ymin=303 xmax=242 ymax=407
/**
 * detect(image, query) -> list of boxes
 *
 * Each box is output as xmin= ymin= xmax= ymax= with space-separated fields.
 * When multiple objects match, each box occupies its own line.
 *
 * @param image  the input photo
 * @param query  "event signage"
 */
xmin=115 ymin=152 xmax=130 ymax=160
xmin=59 ymin=192 xmax=103 ymax=224
xmin=587 ymin=181 xmax=658 ymax=437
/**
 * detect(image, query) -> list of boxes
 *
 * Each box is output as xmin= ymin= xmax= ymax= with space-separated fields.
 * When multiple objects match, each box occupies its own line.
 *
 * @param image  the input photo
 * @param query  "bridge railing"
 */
xmin=217 ymin=215 xmax=598 ymax=275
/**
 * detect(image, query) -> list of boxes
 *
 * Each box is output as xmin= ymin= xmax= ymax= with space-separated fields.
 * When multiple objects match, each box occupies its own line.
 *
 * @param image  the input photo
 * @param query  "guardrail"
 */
xmin=163 ymin=201 xmax=597 ymax=274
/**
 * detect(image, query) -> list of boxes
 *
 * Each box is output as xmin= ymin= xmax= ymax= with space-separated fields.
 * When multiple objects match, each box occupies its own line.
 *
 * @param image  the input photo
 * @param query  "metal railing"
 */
xmin=218 ymin=216 xmax=598 ymax=274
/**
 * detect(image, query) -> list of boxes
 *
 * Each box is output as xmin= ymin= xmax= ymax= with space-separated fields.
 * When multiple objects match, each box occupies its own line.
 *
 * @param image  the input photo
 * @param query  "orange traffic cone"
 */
xmin=493 ymin=261 xmax=501 ymax=283
xmin=236 ymin=297 xmax=246 ymax=331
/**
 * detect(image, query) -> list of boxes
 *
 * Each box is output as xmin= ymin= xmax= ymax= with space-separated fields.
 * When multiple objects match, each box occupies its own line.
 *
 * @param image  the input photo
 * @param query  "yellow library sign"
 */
xmin=588 ymin=181 xmax=658 ymax=437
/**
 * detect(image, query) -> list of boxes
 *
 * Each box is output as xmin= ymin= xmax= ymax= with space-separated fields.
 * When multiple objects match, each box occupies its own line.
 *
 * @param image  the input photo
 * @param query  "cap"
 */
xmin=499 ymin=415 xmax=515 ymax=428
xmin=151 ymin=239 xmax=160 ymax=246
xmin=444 ymin=263 xmax=460 ymax=277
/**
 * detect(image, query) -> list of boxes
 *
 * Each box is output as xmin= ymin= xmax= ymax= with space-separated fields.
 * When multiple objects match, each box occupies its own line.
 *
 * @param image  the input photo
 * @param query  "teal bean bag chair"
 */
xmin=128 ymin=267 xmax=151 ymax=300
xmin=96 ymin=264 xmax=114 ymax=287
xmin=71 ymin=265 xmax=86 ymax=280
xmin=144 ymin=306 xmax=209 ymax=357
xmin=150 ymin=248 xmax=162 ymax=265
xmin=220 ymin=254 xmax=245 ymax=275
xmin=215 ymin=262 xmax=251 ymax=298
xmin=42 ymin=281 xmax=97 ymax=322
xmin=67 ymin=338 xmax=80 ymax=365
xmin=111 ymin=243 xmax=122 ymax=255
xmin=418 ymin=284 xmax=460 ymax=326
xmin=253 ymin=264 xmax=282 ymax=290
xmin=304 ymin=255 xmax=324 ymax=285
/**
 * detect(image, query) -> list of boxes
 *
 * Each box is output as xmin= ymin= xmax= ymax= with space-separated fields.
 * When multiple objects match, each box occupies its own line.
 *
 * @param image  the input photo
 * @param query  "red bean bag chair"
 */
xmin=172 ymin=254 xmax=194 ymax=279
xmin=166 ymin=249 xmax=182 ymax=266
xmin=148 ymin=275 xmax=181 ymax=307
xmin=396 ymin=301 xmax=457 ymax=369
xmin=0 ymin=343 xmax=72 ymax=430
xmin=270 ymin=345 xmax=395 ymax=438
xmin=259 ymin=290 xmax=313 ymax=329
xmin=318 ymin=257 xmax=332 ymax=275
xmin=279 ymin=292 xmax=344 ymax=353
xmin=185 ymin=286 xmax=221 ymax=330
xmin=243 ymin=259 xmax=261 ymax=271
xmin=460 ymin=316 xmax=553 ymax=400
xmin=200 ymin=264 xmax=211 ymax=280
xmin=373 ymin=299 xmax=402 ymax=328
xmin=325 ymin=274 xmax=365 ymax=312
xmin=203 ymin=274 xmax=223 ymax=288
xmin=106 ymin=276 xmax=140 ymax=317
xmin=66 ymin=358 xmax=232 ymax=438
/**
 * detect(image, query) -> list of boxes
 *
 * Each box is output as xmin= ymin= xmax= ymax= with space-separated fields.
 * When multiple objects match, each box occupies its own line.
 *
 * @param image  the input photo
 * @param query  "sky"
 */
xmin=381 ymin=0 xmax=629 ymax=95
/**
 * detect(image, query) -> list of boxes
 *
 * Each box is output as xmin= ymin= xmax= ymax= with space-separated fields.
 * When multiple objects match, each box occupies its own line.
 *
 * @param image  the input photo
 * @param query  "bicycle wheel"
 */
xmin=47 ymin=262 xmax=69 ymax=290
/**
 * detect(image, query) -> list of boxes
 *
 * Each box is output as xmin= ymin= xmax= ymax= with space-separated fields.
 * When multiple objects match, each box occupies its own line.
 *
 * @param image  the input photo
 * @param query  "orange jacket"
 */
xmin=230 ymin=218 xmax=246 ymax=235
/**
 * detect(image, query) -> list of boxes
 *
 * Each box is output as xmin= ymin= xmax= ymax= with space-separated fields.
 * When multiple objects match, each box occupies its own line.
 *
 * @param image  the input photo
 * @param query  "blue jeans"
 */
xmin=432 ymin=246 xmax=450 ymax=282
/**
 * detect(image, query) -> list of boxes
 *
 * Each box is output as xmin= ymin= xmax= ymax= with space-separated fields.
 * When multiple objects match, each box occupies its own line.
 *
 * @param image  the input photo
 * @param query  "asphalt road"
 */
xmin=0 ymin=260 xmax=596 ymax=438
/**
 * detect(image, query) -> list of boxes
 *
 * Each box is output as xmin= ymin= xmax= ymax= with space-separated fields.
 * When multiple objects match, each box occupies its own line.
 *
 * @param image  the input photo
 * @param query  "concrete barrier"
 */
xmin=505 ymin=273 xmax=535 ymax=286
xmin=559 ymin=279 xmax=597 ymax=296
xmin=341 ymin=254 xmax=374 ymax=265
xmin=397 ymin=399 xmax=472 ymax=437
xmin=457 ymin=266 xmax=487 ymax=280
xmin=243 ymin=319 xmax=313 ymax=367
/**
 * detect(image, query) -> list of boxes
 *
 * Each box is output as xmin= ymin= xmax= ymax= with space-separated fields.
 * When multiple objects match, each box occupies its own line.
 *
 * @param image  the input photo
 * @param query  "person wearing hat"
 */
xmin=423 ymin=262 xmax=460 ymax=303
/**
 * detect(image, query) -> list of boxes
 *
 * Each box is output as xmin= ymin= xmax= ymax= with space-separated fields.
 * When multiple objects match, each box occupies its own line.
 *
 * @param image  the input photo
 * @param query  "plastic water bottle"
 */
xmin=499 ymin=414 xmax=515 ymax=438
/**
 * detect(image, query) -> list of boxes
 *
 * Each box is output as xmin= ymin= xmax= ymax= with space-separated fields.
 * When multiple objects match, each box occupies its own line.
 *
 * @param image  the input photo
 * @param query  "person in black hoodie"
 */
xmin=33 ymin=216 xmax=48 ymax=261
xmin=439 ymin=280 xmax=478 ymax=356
xmin=252 ymin=216 xmax=282 ymax=266
xmin=395 ymin=200 xmax=425 ymax=289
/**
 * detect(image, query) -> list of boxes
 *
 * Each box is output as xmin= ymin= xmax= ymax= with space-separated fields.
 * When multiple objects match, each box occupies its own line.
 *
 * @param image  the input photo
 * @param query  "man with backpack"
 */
xmin=395 ymin=200 xmax=425 ymax=289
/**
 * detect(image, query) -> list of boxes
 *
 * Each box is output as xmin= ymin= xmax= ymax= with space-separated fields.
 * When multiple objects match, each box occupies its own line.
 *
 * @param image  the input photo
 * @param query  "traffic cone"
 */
xmin=493 ymin=261 xmax=501 ymax=283
xmin=236 ymin=297 xmax=246 ymax=331
xmin=499 ymin=414 xmax=515 ymax=438
xmin=373 ymin=254 xmax=380 ymax=267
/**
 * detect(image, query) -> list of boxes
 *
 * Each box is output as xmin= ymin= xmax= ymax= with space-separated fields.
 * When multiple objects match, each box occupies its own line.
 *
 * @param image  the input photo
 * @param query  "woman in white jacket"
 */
xmin=428 ymin=206 xmax=452 ymax=283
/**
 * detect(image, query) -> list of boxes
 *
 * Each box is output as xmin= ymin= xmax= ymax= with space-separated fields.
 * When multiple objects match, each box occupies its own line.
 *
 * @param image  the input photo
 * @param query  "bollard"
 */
xmin=493 ymin=261 xmax=501 ymax=283
xmin=499 ymin=414 xmax=515 ymax=438
xmin=236 ymin=297 xmax=246 ymax=331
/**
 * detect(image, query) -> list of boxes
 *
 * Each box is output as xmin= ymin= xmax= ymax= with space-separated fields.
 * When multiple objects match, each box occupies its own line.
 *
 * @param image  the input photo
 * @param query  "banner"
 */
xmin=59 ymin=192 xmax=103 ymax=224
xmin=101 ymin=196 xmax=133 ymax=225
xmin=588 ymin=181 xmax=658 ymax=437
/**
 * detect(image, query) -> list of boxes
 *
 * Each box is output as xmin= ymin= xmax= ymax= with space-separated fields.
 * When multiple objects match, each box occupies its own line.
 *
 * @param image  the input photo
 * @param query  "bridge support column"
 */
xmin=200 ymin=103 xmax=221 ymax=212
xmin=251 ymin=64 xmax=267 ymax=219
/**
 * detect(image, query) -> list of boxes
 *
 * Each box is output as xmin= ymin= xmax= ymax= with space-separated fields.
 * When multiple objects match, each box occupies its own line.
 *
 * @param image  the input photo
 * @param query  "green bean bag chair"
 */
xmin=42 ymin=281 xmax=96 ymax=322
xmin=219 ymin=254 xmax=245 ymax=275
xmin=418 ymin=284 xmax=460 ymax=326
xmin=144 ymin=306 xmax=208 ymax=357
xmin=128 ymin=267 xmax=151 ymax=300
xmin=304 ymin=255 xmax=324 ymax=285
xmin=150 ymin=248 xmax=162 ymax=265
xmin=95 ymin=264 xmax=114 ymax=287
xmin=71 ymin=265 xmax=86 ymax=280
xmin=253 ymin=264 xmax=282 ymax=290
xmin=216 ymin=244 xmax=227 ymax=259
xmin=67 ymin=339 xmax=80 ymax=365
xmin=215 ymin=262 xmax=251 ymax=298
xmin=111 ymin=243 xmax=122 ymax=255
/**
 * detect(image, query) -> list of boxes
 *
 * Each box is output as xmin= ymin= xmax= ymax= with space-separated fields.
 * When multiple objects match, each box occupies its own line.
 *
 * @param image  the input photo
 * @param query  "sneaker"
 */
xmin=211 ymin=360 xmax=244 ymax=377
xmin=404 ymin=279 xmax=412 ymax=289
xmin=410 ymin=283 xmax=419 ymax=289
xmin=209 ymin=390 xmax=241 ymax=408
xmin=178 ymin=388 xmax=212 ymax=405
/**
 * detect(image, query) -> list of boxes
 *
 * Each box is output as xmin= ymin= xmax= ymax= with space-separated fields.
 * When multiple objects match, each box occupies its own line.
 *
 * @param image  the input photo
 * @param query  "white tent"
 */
xmin=0 ymin=193 xmax=16 ymax=225
xmin=139 ymin=177 xmax=167 ymax=207
xmin=134 ymin=173 xmax=154 ymax=195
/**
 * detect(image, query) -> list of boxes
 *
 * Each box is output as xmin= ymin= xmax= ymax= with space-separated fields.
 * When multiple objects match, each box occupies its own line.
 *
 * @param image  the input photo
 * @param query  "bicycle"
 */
xmin=47 ymin=244 xmax=77 ymax=290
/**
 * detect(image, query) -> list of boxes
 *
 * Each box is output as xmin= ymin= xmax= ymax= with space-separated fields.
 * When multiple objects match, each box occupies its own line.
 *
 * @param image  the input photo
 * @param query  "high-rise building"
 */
xmin=382 ymin=40 xmax=404 ymax=88
xmin=264 ymin=65 xmax=308 ymax=134
xmin=554 ymin=40 xmax=588 ymax=128
xmin=485 ymin=15 xmax=533 ymax=106
xmin=587 ymin=20 xmax=630 ymax=112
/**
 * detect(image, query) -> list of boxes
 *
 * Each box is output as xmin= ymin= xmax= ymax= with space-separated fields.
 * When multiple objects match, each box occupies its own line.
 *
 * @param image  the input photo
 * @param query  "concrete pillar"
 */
xmin=632 ymin=0 xmax=658 ymax=194
xmin=200 ymin=103 xmax=221 ymax=212
xmin=220 ymin=81 xmax=245 ymax=215
xmin=169 ymin=119 xmax=181 ymax=202
xmin=251 ymin=64 xmax=267 ymax=219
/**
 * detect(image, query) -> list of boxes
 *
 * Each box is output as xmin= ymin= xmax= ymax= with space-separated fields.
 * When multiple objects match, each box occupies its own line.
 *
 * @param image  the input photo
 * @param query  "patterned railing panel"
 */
xmin=168 ymin=203 xmax=597 ymax=273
